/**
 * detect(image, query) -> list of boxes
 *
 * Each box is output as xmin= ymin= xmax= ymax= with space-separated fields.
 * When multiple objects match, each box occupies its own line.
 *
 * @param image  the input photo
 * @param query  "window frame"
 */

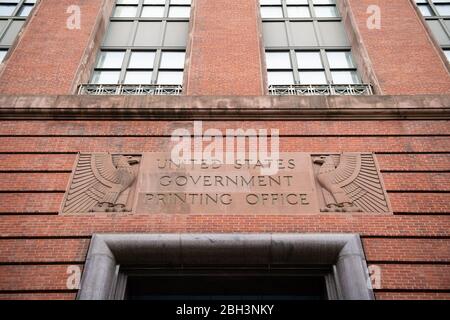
xmin=261 ymin=0 xmax=362 ymax=85
xmin=90 ymin=0 xmax=191 ymax=85
xmin=0 ymin=0 xmax=37 ymax=63
xmin=266 ymin=48 xmax=359 ymax=85
xmin=415 ymin=0 xmax=450 ymax=62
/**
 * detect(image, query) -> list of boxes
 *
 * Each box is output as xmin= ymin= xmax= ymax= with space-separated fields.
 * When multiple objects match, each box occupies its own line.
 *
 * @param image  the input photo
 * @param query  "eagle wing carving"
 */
xmin=335 ymin=153 xmax=389 ymax=213
xmin=314 ymin=153 xmax=389 ymax=213
xmin=63 ymin=153 xmax=139 ymax=213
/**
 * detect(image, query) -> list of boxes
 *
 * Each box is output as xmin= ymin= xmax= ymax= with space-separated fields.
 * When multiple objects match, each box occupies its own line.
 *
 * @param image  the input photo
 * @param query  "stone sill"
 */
xmin=0 ymin=94 xmax=449 ymax=120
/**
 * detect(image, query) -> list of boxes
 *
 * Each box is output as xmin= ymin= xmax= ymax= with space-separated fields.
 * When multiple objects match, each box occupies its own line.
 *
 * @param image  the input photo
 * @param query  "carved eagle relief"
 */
xmin=313 ymin=153 xmax=390 ymax=213
xmin=62 ymin=153 xmax=140 ymax=213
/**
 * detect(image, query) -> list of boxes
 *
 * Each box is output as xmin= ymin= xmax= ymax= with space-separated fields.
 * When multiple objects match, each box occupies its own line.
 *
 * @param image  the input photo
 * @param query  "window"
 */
xmin=261 ymin=0 xmax=368 ymax=95
xmin=0 ymin=0 xmax=37 ymax=62
xmin=415 ymin=0 xmax=450 ymax=62
xmin=86 ymin=0 xmax=191 ymax=92
xmin=0 ymin=49 xmax=7 ymax=62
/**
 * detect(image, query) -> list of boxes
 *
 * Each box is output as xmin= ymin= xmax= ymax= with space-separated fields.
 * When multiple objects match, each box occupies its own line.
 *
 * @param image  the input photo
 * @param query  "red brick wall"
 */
xmin=347 ymin=0 xmax=450 ymax=94
xmin=0 ymin=0 xmax=448 ymax=302
xmin=0 ymin=0 xmax=104 ymax=95
xmin=185 ymin=0 xmax=265 ymax=95
xmin=0 ymin=0 xmax=448 ymax=95
xmin=0 ymin=119 xmax=448 ymax=300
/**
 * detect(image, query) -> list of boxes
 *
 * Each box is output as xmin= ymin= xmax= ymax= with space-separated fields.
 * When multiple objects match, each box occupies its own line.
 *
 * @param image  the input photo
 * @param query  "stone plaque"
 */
xmin=60 ymin=152 xmax=391 ymax=214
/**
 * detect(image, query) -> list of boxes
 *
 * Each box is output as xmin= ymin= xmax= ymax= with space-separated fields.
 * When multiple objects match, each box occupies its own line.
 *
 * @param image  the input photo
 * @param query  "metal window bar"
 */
xmin=268 ymin=84 xmax=373 ymax=96
xmin=78 ymin=84 xmax=183 ymax=95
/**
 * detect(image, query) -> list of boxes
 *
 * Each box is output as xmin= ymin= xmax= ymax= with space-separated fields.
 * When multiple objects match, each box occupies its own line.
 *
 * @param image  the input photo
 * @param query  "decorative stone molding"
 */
xmin=77 ymin=233 xmax=375 ymax=300
xmin=0 ymin=94 xmax=449 ymax=120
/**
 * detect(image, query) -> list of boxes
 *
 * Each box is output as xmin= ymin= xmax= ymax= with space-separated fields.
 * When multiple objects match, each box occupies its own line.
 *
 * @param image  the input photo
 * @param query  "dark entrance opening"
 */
xmin=122 ymin=267 xmax=332 ymax=300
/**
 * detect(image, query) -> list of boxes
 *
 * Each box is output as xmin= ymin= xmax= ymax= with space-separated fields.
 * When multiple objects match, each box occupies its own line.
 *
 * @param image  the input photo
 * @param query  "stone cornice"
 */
xmin=0 ymin=94 xmax=449 ymax=120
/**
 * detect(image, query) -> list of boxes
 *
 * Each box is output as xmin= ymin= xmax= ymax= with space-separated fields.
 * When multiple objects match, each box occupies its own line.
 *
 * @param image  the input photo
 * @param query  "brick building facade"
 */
xmin=0 ymin=0 xmax=449 ymax=300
